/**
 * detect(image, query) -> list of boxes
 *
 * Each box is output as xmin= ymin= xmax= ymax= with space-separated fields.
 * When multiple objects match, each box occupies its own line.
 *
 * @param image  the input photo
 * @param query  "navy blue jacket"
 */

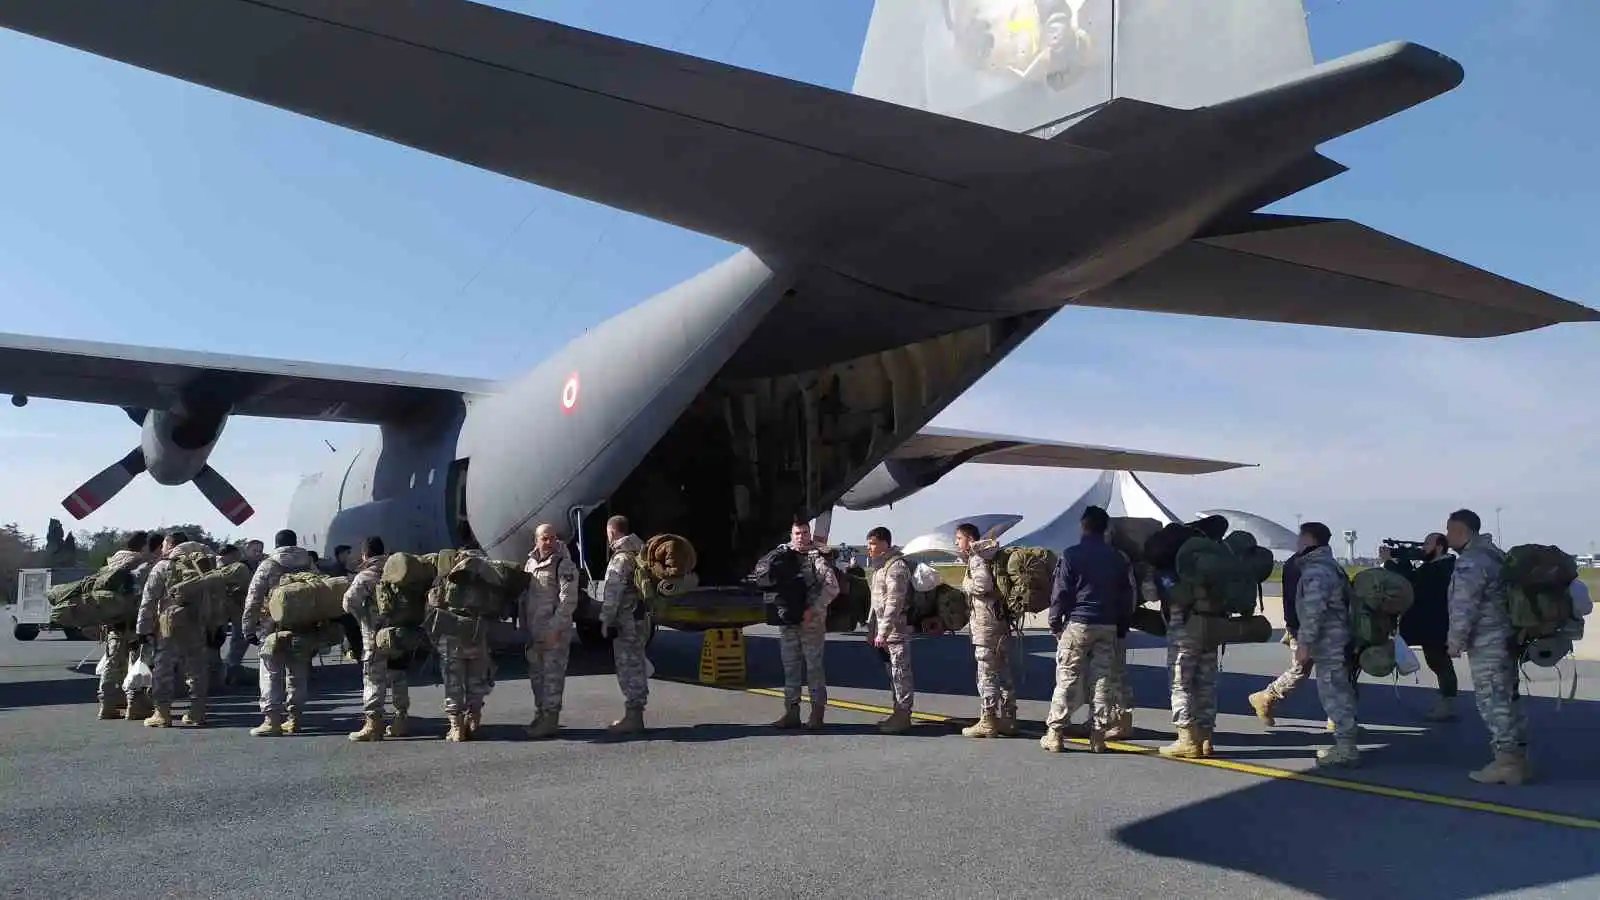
xmin=1282 ymin=547 xmax=1311 ymax=635
xmin=1050 ymin=534 xmax=1134 ymax=629
xmin=1390 ymin=555 xmax=1454 ymax=647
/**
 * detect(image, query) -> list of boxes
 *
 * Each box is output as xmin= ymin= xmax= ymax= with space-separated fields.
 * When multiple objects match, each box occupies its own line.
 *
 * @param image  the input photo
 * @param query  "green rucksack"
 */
xmin=1174 ymin=536 xmax=1260 ymax=617
xmin=1348 ymin=567 xmax=1414 ymax=677
xmin=992 ymin=546 xmax=1057 ymax=621
xmin=1501 ymin=544 xmax=1578 ymax=640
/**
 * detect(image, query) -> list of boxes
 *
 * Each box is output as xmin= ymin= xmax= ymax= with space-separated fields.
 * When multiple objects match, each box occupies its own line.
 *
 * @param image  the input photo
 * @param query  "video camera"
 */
xmin=1380 ymin=538 xmax=1427 ymax=564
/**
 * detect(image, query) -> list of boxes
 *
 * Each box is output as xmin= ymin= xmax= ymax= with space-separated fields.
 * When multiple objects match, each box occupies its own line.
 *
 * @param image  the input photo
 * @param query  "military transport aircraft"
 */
xmin=0 ymin=0 xmax=1593 ymax=605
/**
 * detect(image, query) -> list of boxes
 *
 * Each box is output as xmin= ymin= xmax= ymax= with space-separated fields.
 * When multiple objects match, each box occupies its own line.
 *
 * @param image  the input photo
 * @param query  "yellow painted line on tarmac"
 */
xmin=733 ymin=685 xmax=1600 ymax=831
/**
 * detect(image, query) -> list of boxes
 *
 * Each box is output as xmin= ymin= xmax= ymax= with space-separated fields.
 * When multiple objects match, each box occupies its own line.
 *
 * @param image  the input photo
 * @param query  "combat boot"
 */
xmin=606 ymin=707 xmax=645 ymax=737
xmin=250 ymin=714 xmax=285 ymax=737
xmin=465 ymin=708 xmax=482 ymax=740
xmin=961 ymin=712 xmax=999 ymax=739
xmin=1315 ymin=739 xmax=1361 ymax=768
xmin=1198 ymin=727 xmax=1215 ymax=758
xmin=97 ymin=697 xmax=122 ymax=720
xmin=1247 ymin=690 xmax=1276 ymax=726
xmin=181 ymin=700 xmax=207 ymax=727
xmin=126 ymin=691 xmax=153 ymax=723
xmin=995 ymin=709 xmax=1018 ymax=737
xmin=143 ymin=703 xmax=173 ymax=728
xmin=1159 ymin=726 xmax=1205 ymax=759
xmin=1468 ymin=750 xmax=1531 ymax=785
xmin=385 ymin=711 xmax=409 ymax=739
xmin=878 ymin=708 xmax=913 ymax=735
xmin=806 ymin=705 xmax=826 ymax=730
xmin=348 ymin=713 xmax=385 ymax=742
xmin=445 ymin=713 xmax=467 ymax=742
xmin=770 ymin=705 xmax=802 ymax=730
xmin=282 ymin=714 xmax=300 ymax=735
xmin=526 ymin=711 xmax=561 ymax=740
xmin=1039 ymin=727 xmax=1066 ymax=753
xmin=1087 ymin=728 xmax=1108 ymax=753
xmin=1424 ymin=696 xmax=1457 ymax=722
xmin=1103 ymin=711 xmax=1134 ymax=741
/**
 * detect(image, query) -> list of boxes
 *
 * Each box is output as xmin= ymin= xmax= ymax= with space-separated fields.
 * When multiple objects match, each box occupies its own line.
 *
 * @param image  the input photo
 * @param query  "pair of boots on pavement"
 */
xmin=771 ymin=703 xmax=914 ymax=734
xmin=1039 ymin=711 xmax=1134 ymax=754
xmin=99 ymin=691 xmax=205 ymax=728
xmin=522 ymin=708 xmax=644 ymax=740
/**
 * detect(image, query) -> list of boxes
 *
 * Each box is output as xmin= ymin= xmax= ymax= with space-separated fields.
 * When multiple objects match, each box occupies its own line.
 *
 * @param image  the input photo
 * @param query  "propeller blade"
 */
xmin=61 ymin=447 xmax=145 ymax=520
xmin=193 ymin=465 xmax=255 ymax=526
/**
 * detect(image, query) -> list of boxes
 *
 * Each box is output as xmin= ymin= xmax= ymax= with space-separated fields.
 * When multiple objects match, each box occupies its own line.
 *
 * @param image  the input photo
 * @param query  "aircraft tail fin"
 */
xmin=852 ymin=0 xmax=1313 ymax=134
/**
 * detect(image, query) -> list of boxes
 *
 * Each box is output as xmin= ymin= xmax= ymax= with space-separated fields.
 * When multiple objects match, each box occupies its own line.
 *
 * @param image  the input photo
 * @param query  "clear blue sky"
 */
xmin=0 ymin=0 xmax=1595 ymax=553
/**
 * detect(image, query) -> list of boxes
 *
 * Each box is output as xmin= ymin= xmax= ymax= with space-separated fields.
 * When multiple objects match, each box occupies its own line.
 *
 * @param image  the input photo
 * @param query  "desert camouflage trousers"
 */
xmin=974 ymin=639 xmax=1016 ymax=717
xmin=98 ymin=627 xmax=142 ymax=704
xmin=258 ymin=647 xmax=311 ymax=718
xmin=879 ymin=639 xmax=914 ymax=713
xmin=1046 ymin=622 xmax=1122 ymax=731
xmin=1266 ymin=636 xmax=1314 ymax=700
xmin=438 ymin=634 xmax=494 ymax=716
xmin=780 ymin=617 xmax=827 ymax=709
xmin=1058 ymin=635 xmax=1134 ymax=722
xmin=361 ymin=653 xmax=410 ymax=716
xmin=152 ymin=636 xmax=209 ymax=706
xmin=1167 ymin=613 xmax=1218 ymax=729
xmin=612 ymin=617 xmax=650 ymax=710
xmin=1469 ymin=633 xmax=1528 ymax=753
xmin=526 ymin=627 xmax=573 ymax=715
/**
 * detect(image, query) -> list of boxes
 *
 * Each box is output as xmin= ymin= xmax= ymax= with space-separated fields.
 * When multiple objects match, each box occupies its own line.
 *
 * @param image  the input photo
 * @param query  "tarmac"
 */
xmin=2 ymin=617 xmax=1598 ymax=899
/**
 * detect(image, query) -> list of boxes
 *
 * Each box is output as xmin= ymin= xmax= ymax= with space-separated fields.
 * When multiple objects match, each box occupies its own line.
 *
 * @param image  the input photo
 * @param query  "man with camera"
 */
xmin=1381 ymin=533 xmax=1459 ymax=721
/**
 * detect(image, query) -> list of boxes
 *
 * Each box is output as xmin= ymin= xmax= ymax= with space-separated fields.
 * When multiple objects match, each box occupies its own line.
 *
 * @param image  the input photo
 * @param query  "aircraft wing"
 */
xmin=0 ymin=332 xmax=496 ymax=423
xmin=0 ymin=0 xmax=1093 ymax=256
xmin=894 ymin=427 xmax=1251 ymax=476
xmin=1073 ymin=213 xmax=1600 ymax=337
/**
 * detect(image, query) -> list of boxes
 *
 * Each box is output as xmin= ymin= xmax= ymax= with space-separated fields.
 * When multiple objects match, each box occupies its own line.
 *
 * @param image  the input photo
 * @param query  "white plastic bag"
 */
xmin=122 ymin=658 xmax=152 ymax=694
xmin=93 ymin=652 xmax=110 ymax=677
xmin=911 ymin=563 xmax=940 ymax=593
xmin=1393 ymin=633 xmax=1420 ymax=677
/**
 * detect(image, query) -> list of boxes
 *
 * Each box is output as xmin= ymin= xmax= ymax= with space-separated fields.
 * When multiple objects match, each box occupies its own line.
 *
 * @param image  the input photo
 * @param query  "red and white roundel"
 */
xmin=560 ymin=372 xmax=580 ymax=413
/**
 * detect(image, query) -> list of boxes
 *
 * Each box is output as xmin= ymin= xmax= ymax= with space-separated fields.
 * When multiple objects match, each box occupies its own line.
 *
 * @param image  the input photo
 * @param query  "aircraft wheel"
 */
xmin=13 ymin=624 xmax=39 ymax=641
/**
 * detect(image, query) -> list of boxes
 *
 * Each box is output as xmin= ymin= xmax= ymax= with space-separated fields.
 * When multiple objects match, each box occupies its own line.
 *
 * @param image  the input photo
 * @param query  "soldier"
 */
xmin=134 ymin=531 xmax=216 ymax=728
xmin=95 ymin=531 xmax=151 ymax=721
xmin=1445 ymin=509 xmax=1528 ymax=784
xmin=1040 ymin=506 xmax=1133 ymax=753
xmin=220 ymin=538 xmax=265 ymax=687
xmin=343 ymin=536 xmax=405 ymax=742
xmin=771 ymin=519 xmax=840 ymax=731
xmin=241 ymin=529 xmax=317 ymax=737
xmin=1158 ymin=567 xmax=1218 ymax=760
xmin=954 ymin=523 xmax=1016 ymax=739
xmin=865 ymin=526 xmax=915 ymax=734
xmin=523 ymin=523 xmax=580 ymax=740
xmin=599 ymin=516 xmax=649 ymax=736
xmin=438 ymin=539 xmax=497 ymax=742
xmin=1293 ymin=522 xmax=1360 ymax=767
xmin=1249 ymin=544 xmax=1316 ymax=727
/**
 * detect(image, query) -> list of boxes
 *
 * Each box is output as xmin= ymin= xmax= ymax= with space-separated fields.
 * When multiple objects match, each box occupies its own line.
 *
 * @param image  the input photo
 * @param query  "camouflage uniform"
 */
xmin=1297 ymin=546 xmax=1359 ymax=765
xmin=960 ymin=539 xmax=1016 ymax=737
xmin=1159 ymin=578 xmax=1219 ymax=759
xmin=867 ymin=551 xmax=914 ymax=729
xmin=523 ymin=542 xmax=581 ymax=732
xmin=341 ymin=554 xmax=408 ymax=734
xmin=776 ymin=544 xmax=840 ymax=724
xmin=1448 ymin=534 xmax=1529 ymax=783
xmin=95 ymin=549 xmax=148 ymax=717
xmin=600 ymin=534 xmax=650 ymax=735
xmin=136 ymin=541 xmax=218 ymax=726
xmin=1046 ymin=621 xmax=1120 ymax=732
xmin=242 ymin=545 xmax=317 ymax=733
xmin=438 ymin=549 xmax=496 ymax=724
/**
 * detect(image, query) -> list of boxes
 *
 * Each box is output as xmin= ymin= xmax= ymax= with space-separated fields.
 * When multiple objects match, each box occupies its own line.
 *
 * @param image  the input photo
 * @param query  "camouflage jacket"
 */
xmin=135 ymin=541 xmax=214 ymax=637
xmin=1447 ymin=534 xmax=1510 ymax=651
xmin=961 ymin=539 xmax=1005 ymax=646
xmin=867 ymin=551 xmax=912 ymax=644
xmin=600 ymin=534 xmax=645 ymax=627
xmin=1294 ymin=545 xmax=1350 ymax=653
xmin=242 ymin=546 xmax=315 ymax=636
xmin=524 ymin=543 xmax=581 ymax=634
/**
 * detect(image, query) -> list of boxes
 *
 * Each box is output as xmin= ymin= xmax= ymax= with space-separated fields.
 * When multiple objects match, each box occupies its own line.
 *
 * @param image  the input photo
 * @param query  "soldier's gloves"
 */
xmin=603 ymin=625 xmax=619 ymax=641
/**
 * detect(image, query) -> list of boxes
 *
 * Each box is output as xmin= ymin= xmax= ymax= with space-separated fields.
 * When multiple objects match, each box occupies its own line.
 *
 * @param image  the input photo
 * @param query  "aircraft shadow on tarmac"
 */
xmin=1113 ymin=775 xmax=1600 ymax=900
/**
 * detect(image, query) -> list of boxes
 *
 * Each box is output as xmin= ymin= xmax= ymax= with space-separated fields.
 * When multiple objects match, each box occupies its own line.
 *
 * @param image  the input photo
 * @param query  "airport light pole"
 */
xmin=1495 ymin=506 xmax=1504 ymax=544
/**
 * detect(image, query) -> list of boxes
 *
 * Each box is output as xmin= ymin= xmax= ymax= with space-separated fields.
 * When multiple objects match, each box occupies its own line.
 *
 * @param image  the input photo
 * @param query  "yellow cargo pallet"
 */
xmin=697 ymin=627 xmax=746 ymax=686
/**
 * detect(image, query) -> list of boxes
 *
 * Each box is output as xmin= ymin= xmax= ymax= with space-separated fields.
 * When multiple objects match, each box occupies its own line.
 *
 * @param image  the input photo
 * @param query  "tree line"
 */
xmin=0 ymin=518 xmax=233 ymax=604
